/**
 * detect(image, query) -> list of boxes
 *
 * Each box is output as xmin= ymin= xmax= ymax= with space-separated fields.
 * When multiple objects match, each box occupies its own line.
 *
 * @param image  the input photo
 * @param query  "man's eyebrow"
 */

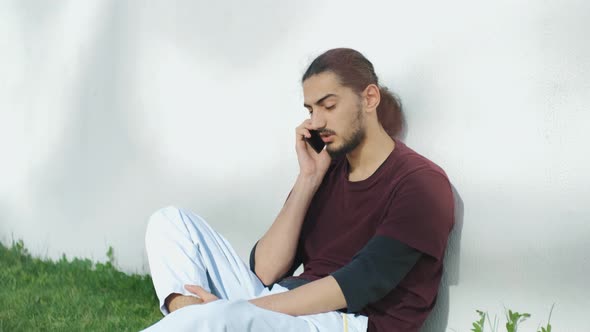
xmin=303 ymin=93 xmax=338 ymax=108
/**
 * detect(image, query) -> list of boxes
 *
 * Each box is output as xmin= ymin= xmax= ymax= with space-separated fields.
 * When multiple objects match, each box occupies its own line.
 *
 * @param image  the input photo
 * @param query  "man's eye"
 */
xmin=326 ymin=105 xmax=335 ymax=110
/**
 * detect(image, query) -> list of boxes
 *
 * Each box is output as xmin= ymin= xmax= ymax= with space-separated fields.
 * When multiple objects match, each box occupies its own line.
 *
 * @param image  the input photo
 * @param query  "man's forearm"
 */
xmin=248 ymin=275 xmax=347 ymax=316
xmin=254 ymin=174 xmax=321 ymax=285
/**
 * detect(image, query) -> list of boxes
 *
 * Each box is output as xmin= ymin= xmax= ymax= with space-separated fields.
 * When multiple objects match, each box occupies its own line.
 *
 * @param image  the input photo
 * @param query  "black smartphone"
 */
xmin=305 ymin=129 xmax=325 ymax=154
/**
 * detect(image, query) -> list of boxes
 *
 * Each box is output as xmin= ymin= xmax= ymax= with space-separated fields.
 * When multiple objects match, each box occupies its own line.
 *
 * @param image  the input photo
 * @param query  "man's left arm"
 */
xmin=248 ymin=275 xmax=346 ymax=316
xmin=248 ymin=235 xmax=421 ymax=316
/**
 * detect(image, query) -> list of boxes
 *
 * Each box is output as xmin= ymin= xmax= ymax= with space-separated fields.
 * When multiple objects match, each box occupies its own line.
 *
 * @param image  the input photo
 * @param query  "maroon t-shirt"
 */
xmin=296 ymin=138 xmax=455 ymax=331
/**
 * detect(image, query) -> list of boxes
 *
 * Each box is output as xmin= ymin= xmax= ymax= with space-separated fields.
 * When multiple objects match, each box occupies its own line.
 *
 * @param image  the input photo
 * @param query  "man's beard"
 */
xmin=326 ymin=106 xmax=365 ymax=159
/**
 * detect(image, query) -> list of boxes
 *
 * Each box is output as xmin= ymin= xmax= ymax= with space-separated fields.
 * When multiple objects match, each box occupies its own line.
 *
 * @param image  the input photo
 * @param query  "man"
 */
xmin=143 ymin=48 xmax=454 ymax=332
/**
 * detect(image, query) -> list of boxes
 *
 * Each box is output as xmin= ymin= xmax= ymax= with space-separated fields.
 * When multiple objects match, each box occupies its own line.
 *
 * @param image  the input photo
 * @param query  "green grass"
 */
xmin=0 ymin=240 xmax=162 ymax=331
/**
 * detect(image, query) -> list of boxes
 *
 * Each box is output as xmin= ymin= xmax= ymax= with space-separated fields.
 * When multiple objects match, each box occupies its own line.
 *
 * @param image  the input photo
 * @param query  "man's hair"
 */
xmin=302 ymin=48 xmax=403 ymax=137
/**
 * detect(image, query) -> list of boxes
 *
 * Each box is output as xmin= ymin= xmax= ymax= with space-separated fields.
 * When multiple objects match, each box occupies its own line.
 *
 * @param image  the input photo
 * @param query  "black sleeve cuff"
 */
xmin=331 ymin=235 xmax=421 ymax=313
xmin=249 ymin=240 xmax=259 ymax=274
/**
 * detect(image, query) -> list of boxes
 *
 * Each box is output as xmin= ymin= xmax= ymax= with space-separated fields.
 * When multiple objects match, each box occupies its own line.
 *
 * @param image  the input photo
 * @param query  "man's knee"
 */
xmin=145 ymin=205 xmax=182 ymax=248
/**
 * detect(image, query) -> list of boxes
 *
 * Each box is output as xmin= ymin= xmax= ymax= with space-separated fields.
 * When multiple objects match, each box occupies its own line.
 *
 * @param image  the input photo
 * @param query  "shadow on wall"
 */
xmin=387 ymin=62 xmax=464 ymax=332
xmin=421 ymin=185 xmax=464 ymax=332
xmin=144 ymin=0 xmax=310 ymax=69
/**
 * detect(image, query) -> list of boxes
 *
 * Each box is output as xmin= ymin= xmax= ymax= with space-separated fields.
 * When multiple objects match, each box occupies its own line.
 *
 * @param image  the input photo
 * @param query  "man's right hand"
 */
xmin=295 ymin=119 xmax=331 ymax=182
xmin=165 ymin=293 xmax=204 ymax=313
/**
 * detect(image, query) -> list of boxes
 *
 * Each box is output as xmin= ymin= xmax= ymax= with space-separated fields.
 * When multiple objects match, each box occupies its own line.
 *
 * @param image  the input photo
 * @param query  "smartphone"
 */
xmin=305 ymin=129 xmax=325 ymax=154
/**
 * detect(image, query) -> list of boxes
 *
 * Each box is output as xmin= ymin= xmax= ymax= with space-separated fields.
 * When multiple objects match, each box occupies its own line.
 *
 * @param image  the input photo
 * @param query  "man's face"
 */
xmin=303 ymin=71 xmax=366 ymax=159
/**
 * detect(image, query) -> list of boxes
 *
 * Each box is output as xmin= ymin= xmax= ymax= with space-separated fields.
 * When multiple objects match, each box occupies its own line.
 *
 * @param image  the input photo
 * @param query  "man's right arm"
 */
xmin=251 ymin=174 xmax=321 ymax=286
xmin=251 ymin=118 xmax=331 ymax=286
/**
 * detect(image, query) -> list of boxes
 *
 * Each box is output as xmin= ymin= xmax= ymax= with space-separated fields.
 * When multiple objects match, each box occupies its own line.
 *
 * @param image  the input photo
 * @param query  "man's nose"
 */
xmin=310 ymin=110 xmax=326 ymax=130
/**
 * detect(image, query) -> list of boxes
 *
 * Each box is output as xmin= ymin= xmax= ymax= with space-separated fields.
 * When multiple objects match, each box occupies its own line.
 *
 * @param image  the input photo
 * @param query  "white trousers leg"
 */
xmin=142 ymin=206 xmax=368 ymax=332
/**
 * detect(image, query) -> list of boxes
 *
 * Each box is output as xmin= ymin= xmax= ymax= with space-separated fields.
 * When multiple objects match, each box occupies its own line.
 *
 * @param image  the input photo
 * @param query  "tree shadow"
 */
xmin=10 ymin=1 xmax=310 ymax=271
xmin=140 ymin=0 xmax=311 ymax=69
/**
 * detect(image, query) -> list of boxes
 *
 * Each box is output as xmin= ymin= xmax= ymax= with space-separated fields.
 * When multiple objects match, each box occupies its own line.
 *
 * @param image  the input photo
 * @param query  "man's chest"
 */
xmin=300 ymin=188 xmax=392 ymax=263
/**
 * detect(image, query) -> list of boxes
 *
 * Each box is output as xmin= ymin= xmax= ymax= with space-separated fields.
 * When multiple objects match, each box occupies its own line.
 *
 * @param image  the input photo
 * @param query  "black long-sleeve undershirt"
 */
xmin=331 ymin=235 xmax=421 ymax=313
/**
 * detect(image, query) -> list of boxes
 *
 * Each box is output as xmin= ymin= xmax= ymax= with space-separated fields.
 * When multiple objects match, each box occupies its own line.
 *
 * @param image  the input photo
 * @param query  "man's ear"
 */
xmin=363 ymin=84 xmax=381 ymax=113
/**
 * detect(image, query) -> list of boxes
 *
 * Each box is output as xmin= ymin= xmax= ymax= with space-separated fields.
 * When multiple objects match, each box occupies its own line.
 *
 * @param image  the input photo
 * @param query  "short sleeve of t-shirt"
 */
xmin=376 ymin=170 xmax=454 ymax=260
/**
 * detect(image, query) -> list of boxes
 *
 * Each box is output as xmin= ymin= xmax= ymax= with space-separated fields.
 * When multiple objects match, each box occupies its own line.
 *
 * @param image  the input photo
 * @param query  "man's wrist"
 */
xmin=296 ymin=173 xmax=323 ymax=191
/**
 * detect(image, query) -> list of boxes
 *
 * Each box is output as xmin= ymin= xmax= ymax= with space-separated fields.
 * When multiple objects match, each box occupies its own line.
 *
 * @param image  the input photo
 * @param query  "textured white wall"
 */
xmin=1 ymin=1 xmax=588 ymax=330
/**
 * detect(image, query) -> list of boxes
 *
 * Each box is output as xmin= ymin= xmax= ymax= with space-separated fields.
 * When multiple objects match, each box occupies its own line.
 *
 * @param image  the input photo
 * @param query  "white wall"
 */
xmin=1 ymin=1 xmax=588 ymax=330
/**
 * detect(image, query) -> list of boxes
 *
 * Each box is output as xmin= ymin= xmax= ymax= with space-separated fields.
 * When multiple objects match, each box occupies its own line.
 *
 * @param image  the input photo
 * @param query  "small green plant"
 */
xmin=471 ymin=310 xmax=486 ymax=332
xmin=106 ymin=245 xmax=115 ymax=266
xmin=469 ymin=306 xmax=555 ymax=332
xmin=505 ymin=309 xmax=530 ymax=332
xmin=536 ymin=304 xmax=554 ymax=332
xmin=13 ymin=239 xmax=29 ymax=256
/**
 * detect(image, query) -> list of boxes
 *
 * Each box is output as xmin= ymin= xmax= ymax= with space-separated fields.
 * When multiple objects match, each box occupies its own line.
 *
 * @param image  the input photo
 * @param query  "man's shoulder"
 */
xmin=389 ymin=139 xmax=449 ymax=183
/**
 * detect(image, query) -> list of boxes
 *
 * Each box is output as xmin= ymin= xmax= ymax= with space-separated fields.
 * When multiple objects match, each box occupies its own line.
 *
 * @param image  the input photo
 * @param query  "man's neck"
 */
xmin=346 ymin=127 xmax=395 ymax=182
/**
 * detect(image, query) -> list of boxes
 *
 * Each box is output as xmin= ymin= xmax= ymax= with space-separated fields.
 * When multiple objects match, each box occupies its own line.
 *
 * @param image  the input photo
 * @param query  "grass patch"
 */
xmin=0 ymin=240 xmax=162 ymax=331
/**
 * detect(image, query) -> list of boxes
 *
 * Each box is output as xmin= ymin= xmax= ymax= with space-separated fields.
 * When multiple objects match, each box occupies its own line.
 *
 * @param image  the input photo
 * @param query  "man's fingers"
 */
xmin=296 ymin=120 xmax=315 ymax=138
xmin=296 ymin=127 xmax=311 ymax=139
xmin=184 ymin=285 xmax=219 ymax=302
xmin=184 ymin=284 xmax=206 ymax=297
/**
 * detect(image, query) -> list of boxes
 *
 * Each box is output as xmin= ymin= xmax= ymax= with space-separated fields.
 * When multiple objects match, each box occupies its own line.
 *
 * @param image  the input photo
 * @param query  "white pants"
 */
xmin=142 ymin=206 xmax=368 ymax=332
